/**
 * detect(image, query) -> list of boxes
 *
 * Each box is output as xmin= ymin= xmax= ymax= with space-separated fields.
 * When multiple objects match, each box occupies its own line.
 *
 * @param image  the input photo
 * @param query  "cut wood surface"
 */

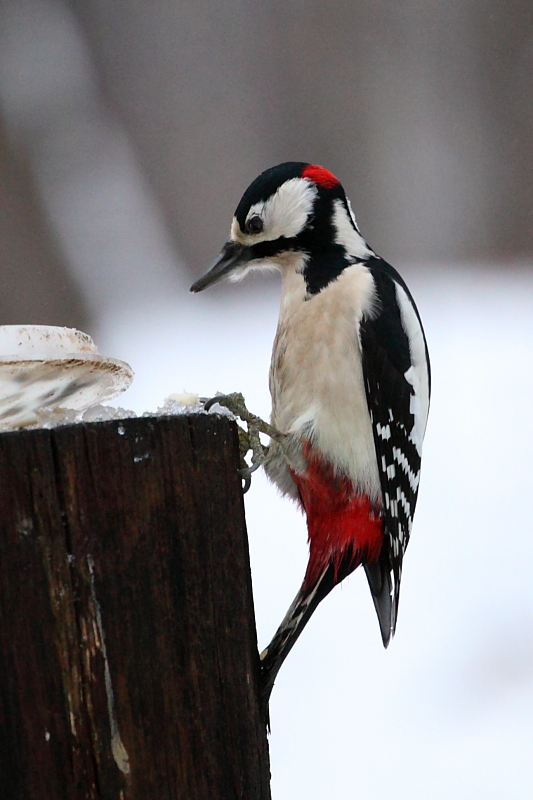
xmin=0 ymin=413 xmax=271 ymax=799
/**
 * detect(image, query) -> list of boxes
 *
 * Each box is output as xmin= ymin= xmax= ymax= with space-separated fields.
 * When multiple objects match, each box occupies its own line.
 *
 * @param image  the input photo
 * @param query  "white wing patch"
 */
xmin=395 ymin=284 xmax=430 ymax=454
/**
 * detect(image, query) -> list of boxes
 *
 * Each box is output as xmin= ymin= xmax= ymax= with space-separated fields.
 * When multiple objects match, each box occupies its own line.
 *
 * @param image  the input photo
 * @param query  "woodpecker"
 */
xmin=191 ymin=162 xmax=430 ymax=703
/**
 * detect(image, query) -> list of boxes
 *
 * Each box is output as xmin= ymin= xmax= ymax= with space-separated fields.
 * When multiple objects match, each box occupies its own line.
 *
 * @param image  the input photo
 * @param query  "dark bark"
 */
xmin=0 ymin=413 xmax=271 ymax=799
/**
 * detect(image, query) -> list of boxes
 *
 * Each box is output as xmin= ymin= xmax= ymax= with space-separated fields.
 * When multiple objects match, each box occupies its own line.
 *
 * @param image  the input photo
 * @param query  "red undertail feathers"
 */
xmin=290 ymin=443 xmax=383 ymax=593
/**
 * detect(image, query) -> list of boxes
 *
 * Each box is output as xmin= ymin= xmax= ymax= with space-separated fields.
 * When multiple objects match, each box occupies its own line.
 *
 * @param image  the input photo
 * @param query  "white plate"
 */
xmin=0 ymin=326 xmax=134 ymax=427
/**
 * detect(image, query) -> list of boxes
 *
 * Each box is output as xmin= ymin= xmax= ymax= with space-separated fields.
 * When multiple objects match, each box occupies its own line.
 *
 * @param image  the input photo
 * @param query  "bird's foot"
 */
xmin=203 ymin=392 xmax=284 ymax=492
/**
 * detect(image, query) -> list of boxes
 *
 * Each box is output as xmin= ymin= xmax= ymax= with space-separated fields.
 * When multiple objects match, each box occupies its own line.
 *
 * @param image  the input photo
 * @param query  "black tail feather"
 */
xmin=364 ymin=552 xmax=396 ymax=648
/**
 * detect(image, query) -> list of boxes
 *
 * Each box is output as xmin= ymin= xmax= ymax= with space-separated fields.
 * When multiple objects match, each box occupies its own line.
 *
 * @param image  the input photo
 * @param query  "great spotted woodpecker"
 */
xmin=191 ymin=162 xmax=430 ymax=703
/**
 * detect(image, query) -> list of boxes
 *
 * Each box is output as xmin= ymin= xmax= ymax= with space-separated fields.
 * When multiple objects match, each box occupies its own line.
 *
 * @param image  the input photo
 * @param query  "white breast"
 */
xmin=268 ymin=260 xmax=381 ymax=503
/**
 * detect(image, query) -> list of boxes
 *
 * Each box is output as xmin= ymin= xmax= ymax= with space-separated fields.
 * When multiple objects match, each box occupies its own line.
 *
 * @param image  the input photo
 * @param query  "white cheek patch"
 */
xmin=231 ymin=177 xmax=318 ymax=245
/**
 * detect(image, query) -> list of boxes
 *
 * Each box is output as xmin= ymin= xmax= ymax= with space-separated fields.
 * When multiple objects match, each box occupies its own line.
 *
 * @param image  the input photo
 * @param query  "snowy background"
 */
xmin=0 ymin=1 xmax=532 ymax=797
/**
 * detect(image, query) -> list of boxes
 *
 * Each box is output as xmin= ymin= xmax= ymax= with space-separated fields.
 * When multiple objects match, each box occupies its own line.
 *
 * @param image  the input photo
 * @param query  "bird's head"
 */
xmin=190 ymin=162 xmax=372 ymax=296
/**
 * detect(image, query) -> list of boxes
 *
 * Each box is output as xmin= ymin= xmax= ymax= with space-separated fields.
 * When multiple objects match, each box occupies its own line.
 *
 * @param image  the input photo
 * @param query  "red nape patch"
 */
xmin=301 ymin=164 xmax=340 ymax=189
xmin=290 ymin=443 xmax=383 ymax=592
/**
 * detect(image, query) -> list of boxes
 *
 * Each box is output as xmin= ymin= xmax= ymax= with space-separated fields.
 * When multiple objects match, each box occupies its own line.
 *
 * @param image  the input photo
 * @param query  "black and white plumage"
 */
xmin=191 ymin=162 xmax=430 ymax=702
xmin=360 ymin=257 xmax=430 ymax=642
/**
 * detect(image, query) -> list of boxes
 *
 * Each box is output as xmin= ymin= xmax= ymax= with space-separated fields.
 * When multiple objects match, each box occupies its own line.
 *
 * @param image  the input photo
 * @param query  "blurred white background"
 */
xmin=0 ymin=1 xmax=532 ymax=797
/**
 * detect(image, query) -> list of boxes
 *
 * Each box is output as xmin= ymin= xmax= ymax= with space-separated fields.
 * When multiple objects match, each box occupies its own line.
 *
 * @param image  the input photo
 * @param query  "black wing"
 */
xmin=359 ymin=257 xmax=430 ymax=646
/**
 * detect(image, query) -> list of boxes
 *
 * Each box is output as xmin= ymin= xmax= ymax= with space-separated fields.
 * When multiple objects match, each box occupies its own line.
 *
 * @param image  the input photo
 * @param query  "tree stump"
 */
xmin=0 ymin=413 xmax=271 ymax=799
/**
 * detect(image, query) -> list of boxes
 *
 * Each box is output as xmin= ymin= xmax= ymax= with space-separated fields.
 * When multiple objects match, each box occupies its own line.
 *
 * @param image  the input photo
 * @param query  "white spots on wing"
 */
xmin=383 ymin=457 xmax=414 ymax=555
xmin=391 ymin=485 xmax=413 ymax=531
xmin=392 ymin=445 xmax=420 ymax=492
xmin=391 ymin=523 xmax=407 ymax=558
xmin=381 ymin=455 xmax=397 ymax=479
xmin=395 ymin=284 xmax=430 ymax=454
xmin=388 ymin=488 xmax=411 ymax=558
xmin=398 ymin=488 xmax=411 ymax=519
xmin=389 ymin=486 xmax=411 ymax=523
xmin=377 ymin=422 xmax=391 ymax=440
xmin=331 ymin=199 xmax=373 ymax=259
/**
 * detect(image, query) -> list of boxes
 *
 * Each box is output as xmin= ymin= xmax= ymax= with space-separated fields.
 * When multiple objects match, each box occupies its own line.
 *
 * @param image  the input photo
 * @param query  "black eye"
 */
xmin=246 ymin=215 xmax=264 ymax=234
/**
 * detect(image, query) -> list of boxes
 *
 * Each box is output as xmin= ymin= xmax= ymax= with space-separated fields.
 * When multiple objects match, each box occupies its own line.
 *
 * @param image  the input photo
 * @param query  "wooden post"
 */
xmin=0 ymin=414 xmax=271 ymax=799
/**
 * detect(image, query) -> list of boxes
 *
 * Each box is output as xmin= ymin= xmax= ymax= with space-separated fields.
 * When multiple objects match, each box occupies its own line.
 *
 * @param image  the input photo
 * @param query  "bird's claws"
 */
xmin=202 ymin=396 xmax=222 ymax=413
xmin=202 ymin=392 xmax=283 ymax=492
xmin=237 ymin=460 xmax=262 ymax=494
xmin=238 ymin=460 xmax=262 ymax=479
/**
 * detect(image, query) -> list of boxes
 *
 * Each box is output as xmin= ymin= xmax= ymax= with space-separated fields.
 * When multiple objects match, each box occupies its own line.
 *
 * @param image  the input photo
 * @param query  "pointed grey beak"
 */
xmin=190 ymin=242 xmax=252 ymax=293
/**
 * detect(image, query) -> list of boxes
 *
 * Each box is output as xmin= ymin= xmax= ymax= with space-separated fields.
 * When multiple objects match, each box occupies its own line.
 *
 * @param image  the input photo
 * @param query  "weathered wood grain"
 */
xmin=0 ymin=414 xmax=271 ymax=799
